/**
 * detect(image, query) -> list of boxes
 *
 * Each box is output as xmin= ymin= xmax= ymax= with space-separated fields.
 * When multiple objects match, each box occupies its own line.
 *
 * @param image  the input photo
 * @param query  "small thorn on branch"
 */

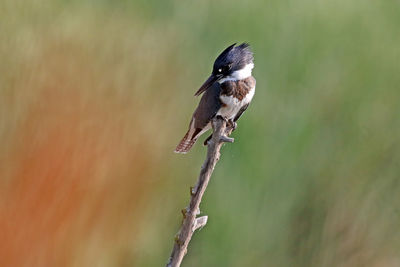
xmin=219 ymin=136 xmax=234 ymax=143
xmin=193 ymin=216 xmax=208 ymax=231
xmin=181 ymin=209 xmax=187 ymax=218
xmin=174 ymin=234 xmax=183 ymax=245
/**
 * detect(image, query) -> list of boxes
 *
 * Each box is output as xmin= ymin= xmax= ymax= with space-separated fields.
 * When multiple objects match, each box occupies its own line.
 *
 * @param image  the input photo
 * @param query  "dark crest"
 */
xmin=213 ymin=43 xmax=253 ymax=74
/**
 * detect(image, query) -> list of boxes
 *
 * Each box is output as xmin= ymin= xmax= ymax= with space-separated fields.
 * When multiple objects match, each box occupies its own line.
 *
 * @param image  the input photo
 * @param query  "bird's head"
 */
xmin=195 ymin=43 xmax=254 ymax=96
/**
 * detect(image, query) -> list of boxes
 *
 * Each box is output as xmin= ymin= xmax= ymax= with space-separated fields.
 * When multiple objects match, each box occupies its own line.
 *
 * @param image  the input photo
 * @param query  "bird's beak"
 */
xmin=194 ymin=74 xmax=221 ymax=96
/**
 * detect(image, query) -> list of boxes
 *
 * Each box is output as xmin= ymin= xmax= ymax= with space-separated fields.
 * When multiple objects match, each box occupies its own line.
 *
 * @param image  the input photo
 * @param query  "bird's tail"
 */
xmin=174 ymin=130 xmax=198 ymax=154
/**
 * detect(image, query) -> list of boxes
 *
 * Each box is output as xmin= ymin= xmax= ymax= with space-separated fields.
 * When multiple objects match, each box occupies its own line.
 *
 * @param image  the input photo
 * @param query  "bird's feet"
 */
xmin=216 ymin=116 xmax=237 ymax=130
xmin=216 ymin=115 xmax=228 ymax=123
xmin=227 ymin=119 xmax=237 ymax=131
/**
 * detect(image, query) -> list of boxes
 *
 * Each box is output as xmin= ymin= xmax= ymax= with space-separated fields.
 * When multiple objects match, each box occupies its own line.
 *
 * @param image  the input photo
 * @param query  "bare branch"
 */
xmin=166 ymin=117 xmax=234 ymax=267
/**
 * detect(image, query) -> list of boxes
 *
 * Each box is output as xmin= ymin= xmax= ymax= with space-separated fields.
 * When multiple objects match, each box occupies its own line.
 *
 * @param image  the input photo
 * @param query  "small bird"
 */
xmin=175 ymin=43 xmax=256 ymax=154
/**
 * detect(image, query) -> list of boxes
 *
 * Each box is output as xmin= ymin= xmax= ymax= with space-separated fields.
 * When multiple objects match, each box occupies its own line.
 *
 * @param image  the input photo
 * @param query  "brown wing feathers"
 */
xmin=174 ymin=83 xmax=222 ymax=154
xmin=174 ymin=127 xmax=202 ymax=154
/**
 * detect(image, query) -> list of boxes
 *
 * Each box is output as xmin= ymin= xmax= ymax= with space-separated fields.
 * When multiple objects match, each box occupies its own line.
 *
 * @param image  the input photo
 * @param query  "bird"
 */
xmin=174 ymin=43 xmax=256 ymax=154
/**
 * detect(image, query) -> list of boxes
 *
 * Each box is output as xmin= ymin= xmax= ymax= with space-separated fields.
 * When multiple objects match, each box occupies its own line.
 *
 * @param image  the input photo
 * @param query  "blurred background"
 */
xmin=1 ymin=0 xmax=400 ymax=266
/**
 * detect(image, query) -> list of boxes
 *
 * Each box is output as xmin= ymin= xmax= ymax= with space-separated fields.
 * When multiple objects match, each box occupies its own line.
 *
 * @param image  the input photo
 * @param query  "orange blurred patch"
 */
xmin=0 ymin=42 xmax=157 ymax=266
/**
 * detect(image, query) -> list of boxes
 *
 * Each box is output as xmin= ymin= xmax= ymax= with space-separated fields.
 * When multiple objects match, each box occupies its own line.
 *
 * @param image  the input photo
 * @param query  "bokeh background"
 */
xmin=1 ymin=0 xmax=400 ymax=266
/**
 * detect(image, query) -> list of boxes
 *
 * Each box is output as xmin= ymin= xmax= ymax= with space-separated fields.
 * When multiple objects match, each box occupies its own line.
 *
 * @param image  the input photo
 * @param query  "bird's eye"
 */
xmin=218 ymin=68 xmax=222 ymax=73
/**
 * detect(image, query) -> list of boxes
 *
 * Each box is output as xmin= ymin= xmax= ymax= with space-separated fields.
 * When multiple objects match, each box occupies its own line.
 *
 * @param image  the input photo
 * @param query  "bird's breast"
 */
xmin=217 ymin=86 xmax=255 ymax=119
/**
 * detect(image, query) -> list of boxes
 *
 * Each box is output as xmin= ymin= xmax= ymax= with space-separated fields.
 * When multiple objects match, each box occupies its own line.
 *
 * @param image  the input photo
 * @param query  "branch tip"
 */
xmin=190 ymin=186 xmax=196 ymax=196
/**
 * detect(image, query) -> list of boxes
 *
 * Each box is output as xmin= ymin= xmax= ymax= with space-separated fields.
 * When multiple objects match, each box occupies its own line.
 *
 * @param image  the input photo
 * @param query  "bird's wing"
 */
xmin=193 ymin=82 xmax=222 ymax=129
xmin=234 ymin=103 xmax=249 ymax=122
xmin=175 ymin=82 xmax=222 ymax=154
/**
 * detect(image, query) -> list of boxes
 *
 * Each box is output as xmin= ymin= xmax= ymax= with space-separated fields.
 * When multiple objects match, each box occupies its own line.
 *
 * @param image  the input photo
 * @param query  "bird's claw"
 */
xmin=228 ymin=119 xmax=237 ymax=131
xmin=216 ymin=115 xmax=228 ymax=123
xmin=216 ymin=116 xmax=236 ymax=131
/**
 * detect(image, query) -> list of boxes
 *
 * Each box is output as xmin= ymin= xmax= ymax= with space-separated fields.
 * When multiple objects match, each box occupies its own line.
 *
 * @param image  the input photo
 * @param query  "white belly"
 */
xmin=217 ymin=86 xmax=255 ymax=119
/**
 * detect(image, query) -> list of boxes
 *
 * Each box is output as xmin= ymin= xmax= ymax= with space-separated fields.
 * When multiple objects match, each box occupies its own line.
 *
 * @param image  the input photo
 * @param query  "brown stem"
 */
xmin=166 ymin=117 xmax=234 ymax=267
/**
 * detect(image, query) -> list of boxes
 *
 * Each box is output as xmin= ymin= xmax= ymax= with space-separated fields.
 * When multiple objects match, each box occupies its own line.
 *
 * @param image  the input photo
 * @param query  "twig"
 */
xmin=166 ymin=116 xmax=234 ymax=267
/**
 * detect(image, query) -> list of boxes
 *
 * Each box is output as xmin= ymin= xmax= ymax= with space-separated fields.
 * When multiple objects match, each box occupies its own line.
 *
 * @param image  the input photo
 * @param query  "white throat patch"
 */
xmin=219 ymin=63 xmax=254 ymax=83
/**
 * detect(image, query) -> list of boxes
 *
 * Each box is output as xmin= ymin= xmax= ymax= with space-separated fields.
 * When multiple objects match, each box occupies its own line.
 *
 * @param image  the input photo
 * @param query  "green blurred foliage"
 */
xmin=1 ymin=0 xmax=400 ymax=266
